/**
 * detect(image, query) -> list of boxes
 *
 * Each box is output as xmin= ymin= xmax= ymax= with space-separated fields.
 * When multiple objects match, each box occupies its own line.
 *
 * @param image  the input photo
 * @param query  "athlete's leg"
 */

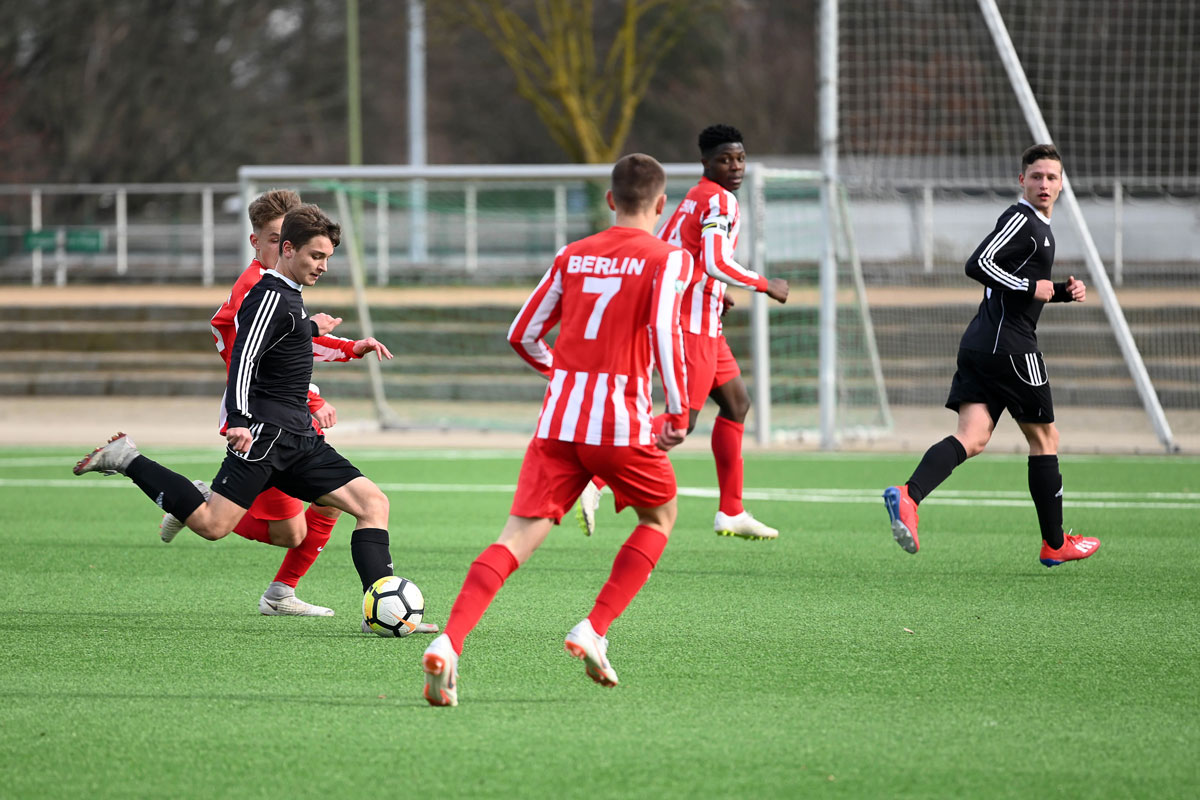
xmin=316 ymin=476 xmax=392 ymax=591
xmin=586 ymin=498 xmax=676 ymax=636
xmin=1018 ymin=421 xmax=1064 ymax=549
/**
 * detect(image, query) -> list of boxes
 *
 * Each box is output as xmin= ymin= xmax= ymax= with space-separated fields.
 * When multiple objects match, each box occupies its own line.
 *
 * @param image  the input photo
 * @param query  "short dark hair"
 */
xmin=698 ymin=124 xmax=744 ymax=157
xmin=248 ymin=189 xmax=301 ymax=231
xmin=1021 ymin=143 xmax=1062 ymax=172
xmin=610 ymin=153 xmax=666 ymax=212
xmin=280 ymin=204 xmax=341 ymax=253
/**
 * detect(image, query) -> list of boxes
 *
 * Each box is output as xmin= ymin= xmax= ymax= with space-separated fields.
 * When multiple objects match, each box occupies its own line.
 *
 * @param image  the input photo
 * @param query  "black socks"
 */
xmin=906 ymin=436 xmax=968 ymax=505
xmin=1028 ymin=454 xmax=1064 ymax=549
xmin=350 ymin=528 xmax=394 ymax=591
xmin=124 ymin=455 xmax=207 ymax=521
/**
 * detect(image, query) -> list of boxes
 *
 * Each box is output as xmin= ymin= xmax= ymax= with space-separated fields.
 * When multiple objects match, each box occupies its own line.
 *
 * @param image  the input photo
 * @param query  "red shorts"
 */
xmin=247 ymin=486 xmax=304 ymax=521
xmin=683 ymin=332 xmax=741 ymax=411
xmin=510 ymin=437 xmax=677 ymax=523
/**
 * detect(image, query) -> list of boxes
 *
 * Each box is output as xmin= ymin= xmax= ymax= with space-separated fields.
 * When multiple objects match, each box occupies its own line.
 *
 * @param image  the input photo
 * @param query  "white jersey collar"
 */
xmin=1019 ymin=197 xmax=1052 ymax=225
xmin=266 ymin=268 xmax=303 ymax=291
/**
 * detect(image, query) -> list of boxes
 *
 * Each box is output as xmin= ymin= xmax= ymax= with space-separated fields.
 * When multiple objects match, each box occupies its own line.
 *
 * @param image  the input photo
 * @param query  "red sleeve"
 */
xmin=507 ymin=256 xmax=564 ymax=375
xmin=312 ymin=334 xmax=358 ymax=362
xmin=211 ymin=263 xmax=265 ymax=372
xmin=699 ymin=192 xmax=768 ymax=293
xmin=650 ymin=249 xmax=691 ymax=430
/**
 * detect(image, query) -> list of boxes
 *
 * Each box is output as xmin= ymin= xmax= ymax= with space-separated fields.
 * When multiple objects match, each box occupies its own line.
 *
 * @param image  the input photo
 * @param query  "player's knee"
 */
xmin=359 ymin=486 xmax=390 ymax=523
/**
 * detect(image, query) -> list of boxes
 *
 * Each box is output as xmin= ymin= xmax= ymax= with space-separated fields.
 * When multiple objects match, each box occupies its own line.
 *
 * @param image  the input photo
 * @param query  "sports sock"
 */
xmin=712 ymin=416 xmax=745 ymax=516
xmin=906 ymin=435 xmax=968 ymax=505
xmin=1028 ymin=454 xmax=1065 ymax=549
xmin=274 ymin=506 xmax=337 ymax=588
xmin=587 ymin=525 xmax=669 ymax=637
xmin=443 ymin=543 xmax=519 ymax=655
xmin=124 ymin=456 xmax=207 ymax=521
xmin=233 ymin=514 xmax=273 ymax=544
xmin=350 ymin=528 xmax=393 ymax=592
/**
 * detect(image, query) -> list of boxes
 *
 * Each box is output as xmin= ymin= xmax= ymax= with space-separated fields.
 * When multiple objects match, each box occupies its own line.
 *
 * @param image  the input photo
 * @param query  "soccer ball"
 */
xmin=362 ymin=576 xmax=424 ymax=638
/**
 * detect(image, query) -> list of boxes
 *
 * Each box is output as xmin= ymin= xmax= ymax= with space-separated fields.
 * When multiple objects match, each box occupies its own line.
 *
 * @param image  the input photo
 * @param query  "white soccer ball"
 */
xmin=362 ymin=576 xmax=424 ymax=638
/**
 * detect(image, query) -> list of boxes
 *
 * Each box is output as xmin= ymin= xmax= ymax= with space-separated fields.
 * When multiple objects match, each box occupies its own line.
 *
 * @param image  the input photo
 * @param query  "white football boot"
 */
xmin=564 ymin=618 xmax=619 ymax=687
xmin=258 ymin=581 xmax=334 ymax=616
xmin=159 ymin=480 xmax=212 ymax=543
xmin=576 ymin=481 xmax=603 ymax=537
xmin=714 ymin=510 xmax=779 ymax=540
xmin=73 ymin=432 xmax=141 ymax=476
xmin=422 ymin=634 xmax=459 ymax=707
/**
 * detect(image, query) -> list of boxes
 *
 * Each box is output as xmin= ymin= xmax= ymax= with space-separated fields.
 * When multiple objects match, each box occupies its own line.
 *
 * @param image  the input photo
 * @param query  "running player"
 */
xmin=421 ymin=153 xmax=692 ymax=706
xmin=578 ymin=124 xmax=789 ymax=541
xmin=882 ymin=144 xmax=1101 ymax=567
xmin=75 ymin=204 xmax=436 ymax=630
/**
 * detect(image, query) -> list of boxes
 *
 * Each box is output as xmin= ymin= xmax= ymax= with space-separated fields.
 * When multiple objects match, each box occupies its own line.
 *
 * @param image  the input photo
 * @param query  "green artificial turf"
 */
xmin=0 ymin=446 xmax=1197 ymax=798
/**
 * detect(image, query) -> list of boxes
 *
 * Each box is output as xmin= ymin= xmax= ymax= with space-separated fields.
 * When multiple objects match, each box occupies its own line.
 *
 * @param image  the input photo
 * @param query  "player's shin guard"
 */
xmin=233 ymin=514 xmax=273 ymax=544
xmin=1028 ymin=454 xmax=1064 ymax=549
xmin=907 ymin=435 xmax=968 ymax=504
xmin=443 ymin=543 xmax=519 ymax=656
xmin=350 ymin=528 xmax=393 ymax=592
xmin=712 ymin=416 xmax=745 ymax=516
xmin=124 ymin=456 xmax=207 ymax=521
xmin=274 ymin=506 xmax=336 ymax=587
xmin=587 ymin=525 xmax=668 ymax=637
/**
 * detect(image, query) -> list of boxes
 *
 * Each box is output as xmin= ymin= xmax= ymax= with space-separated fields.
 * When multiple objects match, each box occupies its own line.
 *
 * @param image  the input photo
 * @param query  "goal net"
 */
xmin=236 ymin=164 xmax=889 ymax=440
xmin=837 ymin=0 xmax=1198 ymax=451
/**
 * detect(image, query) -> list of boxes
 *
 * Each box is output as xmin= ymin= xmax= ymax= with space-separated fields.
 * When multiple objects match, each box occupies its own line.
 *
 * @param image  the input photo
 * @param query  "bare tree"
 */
xmin=457 ymin=0 xmax=716 ymax=163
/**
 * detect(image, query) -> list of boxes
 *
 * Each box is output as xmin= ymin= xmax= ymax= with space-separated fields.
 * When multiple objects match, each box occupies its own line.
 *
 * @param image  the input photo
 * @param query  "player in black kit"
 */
xmin=882 ymin=144 xmax=1101 ymax=568
xmin=74 ymin=204 xmax=437 ymax=626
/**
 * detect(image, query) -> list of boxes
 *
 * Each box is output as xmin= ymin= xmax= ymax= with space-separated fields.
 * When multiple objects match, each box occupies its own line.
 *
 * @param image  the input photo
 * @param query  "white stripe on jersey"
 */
xmin=584 ymin=373 xmax=609 ymax=445
xmin=655 ymin=250 xmax=687 ymax=412
xmin=978 ymin=213 xmax=1028 ymax=290
xmin=635 ymin=376 xmax=652 ymax=445
xmin=536 ymin=369 xmax=567 ymax=439
xmin=687 ymin=277 xmax=704 ymax=334
xmin=236 ymin=290 xmax=280 ymax=418
xmin=508 ymin=265 xmax=562 ymax=371
xmin=610 ymin=374 xmax=630 ymax=446
xmin=557 ymin=370 xmax=589 ymax=441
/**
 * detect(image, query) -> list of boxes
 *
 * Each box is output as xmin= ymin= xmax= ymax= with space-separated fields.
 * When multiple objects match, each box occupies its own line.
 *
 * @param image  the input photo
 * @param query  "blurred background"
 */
xmin=0 ymin=0 xmax=1196 ymax=452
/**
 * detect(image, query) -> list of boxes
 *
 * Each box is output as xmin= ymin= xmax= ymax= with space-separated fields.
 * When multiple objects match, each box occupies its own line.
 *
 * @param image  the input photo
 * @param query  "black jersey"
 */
xmin=959 ymin=199 xmax=1072 ymax=355
xmin=224 ymin=271 xmax=320 ymax=436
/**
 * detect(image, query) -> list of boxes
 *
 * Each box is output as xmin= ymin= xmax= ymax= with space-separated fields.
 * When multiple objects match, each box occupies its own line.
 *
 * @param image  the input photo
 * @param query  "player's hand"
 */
xmin=655 ymin=425 xmax=687 ymax=451
xmin=353 ymin=337 xmax=394 ymax=360
xmin=413 ymin=621 xmax=440 ymax=634
xmin=721 ymin=294 xmax=735 ymax=317
xmin=1033 ymin=279 xmax=1055 ymax=302
xmin=312 ymin=313 xmax=343 ymax=335
xmin=226 ymin=426 xmax=253 ymax=453
xmin=1066 ymin=275 xmax=1087 ymax=302
xmin=766 ymin=278 xmax=790 ymax=304
xmin=312 ymin=402 xmax=337 ymax=429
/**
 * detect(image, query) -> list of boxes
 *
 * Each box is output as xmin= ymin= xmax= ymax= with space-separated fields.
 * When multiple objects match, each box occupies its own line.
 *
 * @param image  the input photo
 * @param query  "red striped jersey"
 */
xmin=508 ymin=226 xmax=693 ymax=446
xmin=657 ymin=176 xmax=767 ymax=337
xmin=210 ymin=259 xmax=358 ymax=433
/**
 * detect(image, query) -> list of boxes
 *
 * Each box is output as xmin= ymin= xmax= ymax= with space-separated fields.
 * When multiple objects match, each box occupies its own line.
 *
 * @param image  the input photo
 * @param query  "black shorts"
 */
xmin=945 ymin=348 xmax=1055 ymax=424
xmin=211 ymin=424 xmax=363 ymax=509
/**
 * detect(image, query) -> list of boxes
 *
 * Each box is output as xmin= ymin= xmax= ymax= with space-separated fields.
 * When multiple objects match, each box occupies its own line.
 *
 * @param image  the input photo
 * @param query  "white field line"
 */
xmin=5 ymin=478 xmax=1198 ymax=510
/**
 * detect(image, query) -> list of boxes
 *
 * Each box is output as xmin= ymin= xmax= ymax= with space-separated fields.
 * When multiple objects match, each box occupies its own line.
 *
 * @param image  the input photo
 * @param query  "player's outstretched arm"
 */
xmin=310 ymin=312 xmax=343 ymax=335
xmin=352 ymin=337 xmax=393 ymax=360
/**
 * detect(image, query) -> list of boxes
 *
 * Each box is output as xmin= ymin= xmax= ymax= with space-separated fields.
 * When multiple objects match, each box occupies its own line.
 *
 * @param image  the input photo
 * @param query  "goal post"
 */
xmin=832 ymin=0 xmax=1199 ymax=453
xmin=237 ymin=163 xmax=888 ymax=441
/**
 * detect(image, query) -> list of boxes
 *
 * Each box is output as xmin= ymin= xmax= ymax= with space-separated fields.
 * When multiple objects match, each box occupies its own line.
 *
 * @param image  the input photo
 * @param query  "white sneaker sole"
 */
xmin=258 ymin=596 xmax=335 ymax=616
xmin=564 ymin=636 xmax=618 ymax=687
xmin=423 ymin=653 xmax=458 ymax=706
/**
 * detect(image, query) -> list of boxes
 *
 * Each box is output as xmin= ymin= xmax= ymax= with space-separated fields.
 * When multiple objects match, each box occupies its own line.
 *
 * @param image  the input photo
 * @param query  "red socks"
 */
xmin=444 ymin=543 xmax=520 ymax=655
xmin=274 ymin=506 xmax=337 ymax=587
xmin=587 ymin=525 xmax=668 ymax=636
xmin=233 ymin=513 xmax=273 ymax=544
xmin=712 ymin=416 xmax=745 ymax=516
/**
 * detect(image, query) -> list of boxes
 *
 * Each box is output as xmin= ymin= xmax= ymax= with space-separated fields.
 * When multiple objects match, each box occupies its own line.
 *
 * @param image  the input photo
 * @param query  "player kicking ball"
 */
xmin=883 ymin=144 xmax=1100 ymax=568
xmin=422 ymin=153 xmax=692 ymax=706
xmin=75 ymin=204 xmax=436 ymax=632
xmin=157 ymin=189 xmax=392 ymax=618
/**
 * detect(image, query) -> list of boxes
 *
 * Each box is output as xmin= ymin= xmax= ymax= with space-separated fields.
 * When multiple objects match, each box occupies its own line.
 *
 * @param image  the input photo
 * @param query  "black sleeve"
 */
xmin=1050 ymin=282 xmax=1074 ymax=303
xmin=224 ymin=288 xmax=287 ymax=429
xmin=964 ymin=210 xmax=1036 ymax=296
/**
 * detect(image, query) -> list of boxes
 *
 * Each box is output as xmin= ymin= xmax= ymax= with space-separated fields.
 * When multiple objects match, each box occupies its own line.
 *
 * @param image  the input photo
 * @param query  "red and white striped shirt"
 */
xmin=508 ymin=226 xmax=692 ymax=446
xmin=210 ymin=259 xmax=358 ymax=432
xmin=657 ymin=176 xmax=767 ymax=337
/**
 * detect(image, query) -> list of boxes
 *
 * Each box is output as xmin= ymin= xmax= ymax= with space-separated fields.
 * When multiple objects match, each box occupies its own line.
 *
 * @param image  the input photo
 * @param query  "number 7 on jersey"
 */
xmin=582 ymin=276 xmax=622 ymax=339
